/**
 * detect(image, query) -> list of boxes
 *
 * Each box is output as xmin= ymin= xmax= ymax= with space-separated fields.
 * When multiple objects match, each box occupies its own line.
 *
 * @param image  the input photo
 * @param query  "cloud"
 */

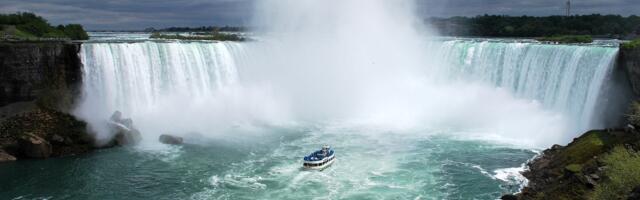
xmin=0 ymin=0 xmax=253 ymax=30
xmin=417 ymin=0 xmax=640 ymax=17
xmin=0 ymin=0 xmax=637 ymax=30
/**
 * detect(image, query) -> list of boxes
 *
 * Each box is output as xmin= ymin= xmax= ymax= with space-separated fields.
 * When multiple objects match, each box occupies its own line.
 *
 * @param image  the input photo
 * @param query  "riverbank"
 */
xmin=500 ymin=39 xmax=640 ymax=200
xmin=0 ymin=41 xmax=92 ymax=162
xmin=503 ymin=129 xmax=640 ymax=199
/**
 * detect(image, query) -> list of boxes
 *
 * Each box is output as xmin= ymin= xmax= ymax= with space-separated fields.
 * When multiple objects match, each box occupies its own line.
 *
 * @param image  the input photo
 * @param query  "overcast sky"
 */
xmin=1 ymin=0 xmax=638 ymax=30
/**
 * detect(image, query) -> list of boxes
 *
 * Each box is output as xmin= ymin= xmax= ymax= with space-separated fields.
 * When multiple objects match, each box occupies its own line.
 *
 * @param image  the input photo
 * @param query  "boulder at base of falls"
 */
xmin=500 ymin=194 xmax=518 ymax=200
xmin=0 ymin=108 xmax=94 ymax=159
xmin=0 ymin=149 xmax=16 ymax=162
xmin=107 ymin=111 xmax=142 ymax=146
xmin=159 ymin=134 xmax=183 ymax=145
xmin=18 ymin=133 xmax=52 ymax=158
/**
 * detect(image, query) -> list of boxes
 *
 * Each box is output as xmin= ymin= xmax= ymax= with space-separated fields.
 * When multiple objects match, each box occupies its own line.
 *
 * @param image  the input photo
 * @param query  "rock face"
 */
xmin=629 ymin=186 xmax=640 ymax=200
xmin=500 ymin=194 xmax=518 ymax=200
xmin=159 ymin=134 xmax=183 ymax=145
xmin=0 ymin=108 xmax=93 ymax=159
xmin=513 ymin=130 xmax=640 ymax=200
xmin=0 ymin=149 xmax=16 ymax=162
xmin=621 ymin=45 xmax=640 ymax=97
xmin=0 ymin=42 xmax=82 ymax=111
xmin=0 ymin=42 xmax=104 ymax=161
xmin=18 ymin=133 xmax=52 ymax=158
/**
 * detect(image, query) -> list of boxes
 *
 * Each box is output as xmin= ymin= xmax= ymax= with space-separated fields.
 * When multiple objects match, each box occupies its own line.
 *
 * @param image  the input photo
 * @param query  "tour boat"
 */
xmin=303 ymin=145 xmax=335 ymax=170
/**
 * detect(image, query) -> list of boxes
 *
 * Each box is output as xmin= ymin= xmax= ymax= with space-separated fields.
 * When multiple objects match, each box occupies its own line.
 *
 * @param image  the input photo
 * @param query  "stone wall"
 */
xmin=621 ymin=46 xmax=640 ymax=98
xmin=0 ymin=42 xmax=82 ymax=115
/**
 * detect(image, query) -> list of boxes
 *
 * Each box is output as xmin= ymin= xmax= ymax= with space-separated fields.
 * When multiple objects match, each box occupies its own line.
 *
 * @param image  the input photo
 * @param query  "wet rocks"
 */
xmin=159 ymin=134 xmax=183 ymax=145
xmin=0 ymin=108 xmax=94 ymax=160
xmin=108 ymin=111 xmax=142 ymax=146
xmin=18 ymin=133 xmax=52 ymax=158
xmin=514 ymin=130 xmax=640 ymax=199
xmin=0 ymin=149 xmax=16 ymax=162
xmin=500 ymin=194 xmax=518 ymax=200
xmin=629 ymin=186 xmax=640 ymax=200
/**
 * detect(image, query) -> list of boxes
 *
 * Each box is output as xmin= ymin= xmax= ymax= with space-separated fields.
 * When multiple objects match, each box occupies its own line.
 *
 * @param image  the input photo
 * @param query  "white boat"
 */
xmin=303 ymin=145 xmax=335 ymax=170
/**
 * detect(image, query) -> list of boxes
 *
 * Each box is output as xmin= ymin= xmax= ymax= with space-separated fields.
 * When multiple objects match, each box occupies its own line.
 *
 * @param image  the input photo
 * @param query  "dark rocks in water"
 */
xmin=159 ymin=134 xmax=183 ymax=145
xmin=18 ymin=133 xmax=52 ymax=158
xmin=629 ymin=186 xmax=640 ymax=200
xmin=113 ymin=128 xmax=142 ymax=146
xmin=0 ymin=149 xmax=16 ymax=162
xmin=0 ymin=42 xmax=91 ymax=160
xmin=0 ymin=108 xmax=94 ymax=159
xmin=500 ymin=194 xmax=518 ymax=200
xmin=107 ymin=111 xmax=142 ymax=146
xmin=517 ymin=130 xmax=640 ymax=200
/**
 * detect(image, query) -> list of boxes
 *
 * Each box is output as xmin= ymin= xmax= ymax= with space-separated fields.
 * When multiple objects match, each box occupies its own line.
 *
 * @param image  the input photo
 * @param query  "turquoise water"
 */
xmin=0 ymin=126 xmax=535 ymax=199
xmin=3 ymin=35 xmax=617 ymax=199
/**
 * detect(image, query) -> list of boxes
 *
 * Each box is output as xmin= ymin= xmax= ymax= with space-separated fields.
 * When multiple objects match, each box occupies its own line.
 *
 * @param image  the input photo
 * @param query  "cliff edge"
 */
xmin=502 ymin=41 xmax=640 ymax=200
xmin=0 ymin=42 xmax=92 ymax=162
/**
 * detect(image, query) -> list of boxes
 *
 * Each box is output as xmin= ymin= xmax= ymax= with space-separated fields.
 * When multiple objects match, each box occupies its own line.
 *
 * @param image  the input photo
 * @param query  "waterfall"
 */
xmin=79 ymin=41 xmax=245 ymax=113
xmin=75 ymin=41 xmax=262 ymax=142
xmin=435 ymin=40 xmax=619 ymax=132
xmin=75 ymin=39 xmax=620 ymax=146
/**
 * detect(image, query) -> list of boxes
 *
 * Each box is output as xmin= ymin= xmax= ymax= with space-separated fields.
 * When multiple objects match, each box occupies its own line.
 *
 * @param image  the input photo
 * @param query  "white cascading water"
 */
xmin=435 ymin=40 xmax=619 ymax=132
xmin=76 ymin=41 xmax=290 ymax=143
xmin=75 ymin=0 xmax=620 ymax=148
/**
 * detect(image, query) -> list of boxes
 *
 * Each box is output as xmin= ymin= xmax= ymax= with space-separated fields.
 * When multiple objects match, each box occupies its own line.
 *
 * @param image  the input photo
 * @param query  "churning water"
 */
xmin=0 ymin=0 xmax=623 ymax=199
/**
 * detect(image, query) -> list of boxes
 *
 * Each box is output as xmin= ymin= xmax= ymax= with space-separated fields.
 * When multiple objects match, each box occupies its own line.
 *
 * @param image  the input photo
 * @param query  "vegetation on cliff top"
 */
xmin=150 ymin=32 xmax=245 ymax=41
xmin=429 ymin=14 xmax=640 ymax=38
xmin=0 ymin=12 xmax=89 ymax=41
xmin=147 ymin=26 xmax=245 ymax=33
xmin=622 ymin=38 xmax=640 ymax=50
xmin=537 ymin=35 xmax=593 ymax=44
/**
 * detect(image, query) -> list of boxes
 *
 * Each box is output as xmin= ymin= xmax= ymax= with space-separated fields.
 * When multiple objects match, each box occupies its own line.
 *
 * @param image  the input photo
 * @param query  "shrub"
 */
xmin=0 ymin=12 xmax=88 ymax=40
xmin=150 ymin=32 xmax=245 ymax=41
xmin=593 ymin=145 xmax=640 ymax=199
xmin=622 ymin=38 xmax=640 ymax=50
xmin=538 ymin=35 xmax=593 ymax=44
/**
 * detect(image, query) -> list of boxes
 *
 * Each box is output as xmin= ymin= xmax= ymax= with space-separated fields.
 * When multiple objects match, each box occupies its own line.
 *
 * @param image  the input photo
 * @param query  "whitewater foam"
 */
xmin=76 ymin=0 xmax=618 ymax=148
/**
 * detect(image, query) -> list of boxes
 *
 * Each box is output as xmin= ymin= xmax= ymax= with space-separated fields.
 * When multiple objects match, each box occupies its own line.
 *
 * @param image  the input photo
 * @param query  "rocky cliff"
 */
xmin=502 ymin=44 xmax=640 ymax=200
xmin=0 ymin=42 xmax=89 ymax=162
xmin=621 ymin=46 xmax=640 ymax=98
xmin=0 ymin=42 xmax=82 ymax=114
xmin=509 ymin=129 xmax=640 ymax=200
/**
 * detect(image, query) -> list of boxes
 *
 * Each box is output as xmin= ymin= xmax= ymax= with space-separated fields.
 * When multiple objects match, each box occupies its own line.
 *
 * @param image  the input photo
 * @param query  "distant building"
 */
xmin=566 ymin=0 xmax=571 ymax=16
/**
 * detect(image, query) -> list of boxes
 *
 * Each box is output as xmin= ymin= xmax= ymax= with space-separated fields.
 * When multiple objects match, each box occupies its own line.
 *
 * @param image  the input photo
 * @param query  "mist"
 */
xmin=74 ymin=0 xmax=596 ymax=148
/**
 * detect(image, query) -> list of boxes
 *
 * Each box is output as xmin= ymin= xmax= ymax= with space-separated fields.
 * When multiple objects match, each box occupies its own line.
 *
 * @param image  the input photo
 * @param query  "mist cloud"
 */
xmin=1 ymin=0 xmax=637 ymax=31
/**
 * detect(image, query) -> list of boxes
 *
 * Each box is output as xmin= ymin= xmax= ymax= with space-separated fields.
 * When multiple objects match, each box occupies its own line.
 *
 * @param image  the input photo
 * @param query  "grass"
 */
xmin=537 ymin=35 xmax=593 ymax=44
xmin=565 ymin=164 xmax=582 ymax=173
xmin=559 ymin=131 xmax=606 ymax=165
xmin=622 ymin=38 xmax=640 ymax=50
xmin=592 ymin=145 xmax=640 ymax=200
xmin=1 ymin=25 xmax=36 ymax=40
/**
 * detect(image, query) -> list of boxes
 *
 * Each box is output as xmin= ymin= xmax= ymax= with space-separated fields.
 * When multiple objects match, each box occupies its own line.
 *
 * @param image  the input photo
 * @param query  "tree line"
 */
xmin=0 ymin=12 xmax=89 ymax=40
xmin=428 ymin=14 xmax=640 ymax=38
xmin=147 ymin=26 xmax=245 ymax=33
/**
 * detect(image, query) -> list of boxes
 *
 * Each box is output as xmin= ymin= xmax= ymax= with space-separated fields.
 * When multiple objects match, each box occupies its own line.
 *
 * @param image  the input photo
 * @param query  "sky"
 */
xmin=1 ymin=0 xmax=638 ymax=30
